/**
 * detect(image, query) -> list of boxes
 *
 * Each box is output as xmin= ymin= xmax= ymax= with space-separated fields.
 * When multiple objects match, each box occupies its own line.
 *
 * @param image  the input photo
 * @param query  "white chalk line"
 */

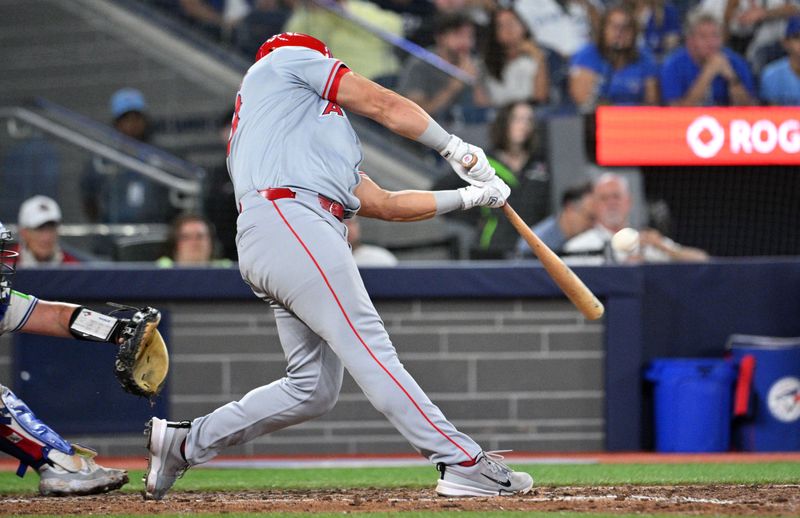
xmin=131 ymin=494 xmax=742 ymax=506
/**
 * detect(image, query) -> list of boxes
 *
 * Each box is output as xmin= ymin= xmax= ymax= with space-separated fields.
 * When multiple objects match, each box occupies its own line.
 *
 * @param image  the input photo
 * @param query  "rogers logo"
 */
xmin=687 ymin=116 xmax=800 ymax=158
xmin=686 ymin=116 xmax=725 ymax=158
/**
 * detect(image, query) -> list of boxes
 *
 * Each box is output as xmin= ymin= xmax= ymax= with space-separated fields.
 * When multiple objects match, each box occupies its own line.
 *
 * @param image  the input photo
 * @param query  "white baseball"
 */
xmin=611 ymin=227 xmax=639 ymax=253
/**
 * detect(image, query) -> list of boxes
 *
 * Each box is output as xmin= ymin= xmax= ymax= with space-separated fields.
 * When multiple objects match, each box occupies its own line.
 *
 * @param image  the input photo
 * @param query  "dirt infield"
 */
xmin=3 ymin=484 xmax=798 ymax=516
xmin=2 ymin=452 xmax=799 ymax=472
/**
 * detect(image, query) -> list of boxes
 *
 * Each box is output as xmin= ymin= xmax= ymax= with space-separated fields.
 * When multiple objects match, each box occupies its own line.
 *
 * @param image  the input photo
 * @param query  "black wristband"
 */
xmin=68 ymin=306 xmax=121 ymax=342
xmin=68 ymin=306 xmax=85 ymax=340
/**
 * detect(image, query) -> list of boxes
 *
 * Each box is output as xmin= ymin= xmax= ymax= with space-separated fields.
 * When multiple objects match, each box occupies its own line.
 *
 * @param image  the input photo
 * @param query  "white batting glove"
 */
xmin=440 ymin=135 xmax=496 ymax=185
xmin=458 ymin=177 xmax=511 ymax=210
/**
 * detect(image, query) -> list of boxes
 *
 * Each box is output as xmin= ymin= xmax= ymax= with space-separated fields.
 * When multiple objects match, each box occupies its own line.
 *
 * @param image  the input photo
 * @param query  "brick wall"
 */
xmin=2 ymin=298 xmax=605 ymax=457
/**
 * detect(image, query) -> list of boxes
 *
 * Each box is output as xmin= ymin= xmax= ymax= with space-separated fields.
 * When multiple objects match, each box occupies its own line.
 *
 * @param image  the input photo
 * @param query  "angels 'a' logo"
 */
xmin=322 ymin=101 xmax=344 ymax=117
xmin=767 ymin=376 xmax=800 ymax=423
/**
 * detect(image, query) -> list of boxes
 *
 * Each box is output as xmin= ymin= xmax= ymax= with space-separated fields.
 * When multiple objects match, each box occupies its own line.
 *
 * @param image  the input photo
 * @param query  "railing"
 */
xmin=1 ymin=103 xmax=203 ymax=211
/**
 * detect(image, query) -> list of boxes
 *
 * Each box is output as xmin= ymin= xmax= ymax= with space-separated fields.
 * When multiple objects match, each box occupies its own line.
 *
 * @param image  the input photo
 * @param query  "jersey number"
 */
xmin=227 ymin=93 xmax=242 ymax=157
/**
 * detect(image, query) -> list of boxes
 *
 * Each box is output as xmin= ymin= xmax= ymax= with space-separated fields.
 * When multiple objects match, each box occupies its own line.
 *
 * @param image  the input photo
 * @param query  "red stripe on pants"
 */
xmin=271 ymin=200 xmax=474 ymax=462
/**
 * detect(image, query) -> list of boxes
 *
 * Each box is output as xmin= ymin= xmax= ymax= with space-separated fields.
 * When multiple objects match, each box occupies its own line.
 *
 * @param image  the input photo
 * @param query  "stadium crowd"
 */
xmin=7 ymin=0 xmax=800 ymax=263
xmin=156 ymin=0 xmax=799 ymax=110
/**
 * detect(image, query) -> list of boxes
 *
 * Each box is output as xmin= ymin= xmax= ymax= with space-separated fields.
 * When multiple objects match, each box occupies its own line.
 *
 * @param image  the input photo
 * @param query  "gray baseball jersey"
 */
xmin=184 ymin=46 xmax=482 ymax=468
xmin=0 ymin=291 xmax=38 ymax=336
xmin=227 ymin=47 xmax=363 ymax=211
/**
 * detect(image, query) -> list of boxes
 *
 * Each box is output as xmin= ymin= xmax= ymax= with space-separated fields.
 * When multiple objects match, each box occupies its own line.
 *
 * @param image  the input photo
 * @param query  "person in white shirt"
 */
xmin=514 ymin=0 xmax=603 ymax=58
xmin=345 ymin=217 xmax=399 ymax=267
xmin=563 ymin=173 xmax=709 ymax=263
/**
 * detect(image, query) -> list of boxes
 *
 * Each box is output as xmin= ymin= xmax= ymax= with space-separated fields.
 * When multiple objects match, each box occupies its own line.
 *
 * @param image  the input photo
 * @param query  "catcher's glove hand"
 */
xmin=113 ymin=306 xmax=169 ymax=398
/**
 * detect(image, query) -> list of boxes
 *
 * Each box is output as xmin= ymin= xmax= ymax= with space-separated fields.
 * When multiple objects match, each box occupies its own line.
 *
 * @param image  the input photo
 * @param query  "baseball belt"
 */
xmin=256 ymin=188 xmax=345 ymax=221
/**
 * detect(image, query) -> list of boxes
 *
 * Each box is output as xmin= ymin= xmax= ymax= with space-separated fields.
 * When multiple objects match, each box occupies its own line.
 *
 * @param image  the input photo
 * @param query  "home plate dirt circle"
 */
xmin=2 ymin=485 xmax=799 ymax=515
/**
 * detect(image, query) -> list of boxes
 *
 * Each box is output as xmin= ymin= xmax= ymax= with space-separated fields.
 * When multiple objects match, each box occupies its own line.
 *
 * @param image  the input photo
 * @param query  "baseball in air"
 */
xmin=611 ymin=227 xmax=639 ymax=253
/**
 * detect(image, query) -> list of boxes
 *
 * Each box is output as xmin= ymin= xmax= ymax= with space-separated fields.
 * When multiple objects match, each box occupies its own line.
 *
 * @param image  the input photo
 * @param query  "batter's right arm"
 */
xmin=336 ymin=72 xmax=495 ymax=185
xmin=355 ymin=174 xmax=509 ymax=222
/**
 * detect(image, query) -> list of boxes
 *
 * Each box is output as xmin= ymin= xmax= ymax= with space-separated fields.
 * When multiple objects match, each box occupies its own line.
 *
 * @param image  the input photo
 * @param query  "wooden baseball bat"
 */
xmin=461 ymin=154 xmax=604 ymax=320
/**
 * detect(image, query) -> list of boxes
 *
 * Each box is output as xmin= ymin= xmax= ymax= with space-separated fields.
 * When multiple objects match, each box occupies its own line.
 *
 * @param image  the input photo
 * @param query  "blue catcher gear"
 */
xmin=0 ymin=384 xmax=74 ymax=477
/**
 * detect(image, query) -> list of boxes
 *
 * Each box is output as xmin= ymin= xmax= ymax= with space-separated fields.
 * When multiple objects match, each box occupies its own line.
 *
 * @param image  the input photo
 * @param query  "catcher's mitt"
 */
xmin=113 ymin=306 xmax=169 ymax=398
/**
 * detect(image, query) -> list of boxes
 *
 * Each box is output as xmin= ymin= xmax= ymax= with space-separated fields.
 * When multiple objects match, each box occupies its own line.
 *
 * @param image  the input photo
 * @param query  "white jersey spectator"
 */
xmin=345 ymin=217 xmax=398 ymax=267
xmin=514 ymin=0 xmax=603 ymax=58
xmin=563 ymin=173 xmax=709 ymax=264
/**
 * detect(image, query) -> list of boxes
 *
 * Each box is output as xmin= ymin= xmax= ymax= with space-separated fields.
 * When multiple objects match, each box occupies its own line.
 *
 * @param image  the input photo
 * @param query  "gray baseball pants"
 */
xmin=184 ymin=189 xmax=481 ymax=466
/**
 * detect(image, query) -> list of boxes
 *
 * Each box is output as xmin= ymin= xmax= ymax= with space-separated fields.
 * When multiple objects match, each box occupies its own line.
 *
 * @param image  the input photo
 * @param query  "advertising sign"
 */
xmin=596 ymin=107 xmax=800 ymax=166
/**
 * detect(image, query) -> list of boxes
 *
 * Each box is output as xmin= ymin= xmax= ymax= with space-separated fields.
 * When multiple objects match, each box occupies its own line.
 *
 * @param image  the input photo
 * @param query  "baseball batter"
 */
xmin=0 ymin=223 xmax=129 ymax=496
xmin=144 ymin=33 xmax=533 ymax=499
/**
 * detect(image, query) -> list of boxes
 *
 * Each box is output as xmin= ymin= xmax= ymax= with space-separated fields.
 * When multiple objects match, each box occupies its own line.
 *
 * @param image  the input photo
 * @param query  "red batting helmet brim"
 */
xmin=255 ymin=33 xmax=332 ymax=62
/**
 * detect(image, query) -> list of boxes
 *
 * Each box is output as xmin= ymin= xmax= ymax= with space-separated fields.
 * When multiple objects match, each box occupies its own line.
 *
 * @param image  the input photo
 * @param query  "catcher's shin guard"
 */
xmin=0 ymin=384 xmax=74 ymax=477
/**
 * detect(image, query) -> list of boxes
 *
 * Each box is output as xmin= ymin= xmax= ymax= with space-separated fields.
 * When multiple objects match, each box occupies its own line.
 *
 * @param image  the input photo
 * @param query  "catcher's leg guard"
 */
xmin=0 ymin=384 xmax=74 ymax=477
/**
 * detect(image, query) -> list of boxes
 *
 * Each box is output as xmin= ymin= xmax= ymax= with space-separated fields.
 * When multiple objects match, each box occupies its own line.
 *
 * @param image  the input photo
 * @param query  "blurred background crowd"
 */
xmin=1 ymin=0 xmax=798 ymax=267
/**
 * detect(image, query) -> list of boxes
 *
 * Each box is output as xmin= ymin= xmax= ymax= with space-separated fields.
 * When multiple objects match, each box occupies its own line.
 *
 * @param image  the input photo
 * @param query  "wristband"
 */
xmin=69 ymin=306 xmax=120 ymax=342
xmin=434 ymin=190 xmax=464 ymax=215
xmin=417 ymin=119 xmax=451 ymax=152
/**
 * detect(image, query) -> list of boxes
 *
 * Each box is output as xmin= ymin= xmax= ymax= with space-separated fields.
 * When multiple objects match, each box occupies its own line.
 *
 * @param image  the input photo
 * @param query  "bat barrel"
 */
xmin=503 ymin=204 xmax=604 ymax=320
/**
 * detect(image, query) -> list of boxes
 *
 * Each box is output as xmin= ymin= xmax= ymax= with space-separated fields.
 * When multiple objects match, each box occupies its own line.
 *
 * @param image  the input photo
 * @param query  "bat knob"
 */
xmin=461 ymin=153 xmax=478 ymax=170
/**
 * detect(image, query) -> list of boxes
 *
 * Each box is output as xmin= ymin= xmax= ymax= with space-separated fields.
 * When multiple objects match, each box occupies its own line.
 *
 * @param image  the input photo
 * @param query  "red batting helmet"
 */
xmin=255 ymin=33 xmax=332 ymax=62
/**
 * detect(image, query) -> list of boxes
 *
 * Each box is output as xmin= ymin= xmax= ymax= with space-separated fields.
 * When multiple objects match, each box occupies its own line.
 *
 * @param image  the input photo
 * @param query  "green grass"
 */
xmin=4 ymin=516 xmax=766 ymax=518
xmin=1 ymin=462 xmax=798 ymax=495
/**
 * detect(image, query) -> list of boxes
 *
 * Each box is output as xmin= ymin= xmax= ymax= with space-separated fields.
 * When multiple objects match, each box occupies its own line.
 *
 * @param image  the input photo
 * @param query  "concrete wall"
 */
xmin=1 ymin=297 xmax=604 ymax=457
xmin=135 ymin=298 xmax=601 ymax=457
xmin=10 ymin=259 xmax=796 ymax=456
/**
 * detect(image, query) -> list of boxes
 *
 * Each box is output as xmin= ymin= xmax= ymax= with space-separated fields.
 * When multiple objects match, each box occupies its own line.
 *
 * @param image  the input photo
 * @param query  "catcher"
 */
xmin=0 ymin=222 xmax=168 ymax=495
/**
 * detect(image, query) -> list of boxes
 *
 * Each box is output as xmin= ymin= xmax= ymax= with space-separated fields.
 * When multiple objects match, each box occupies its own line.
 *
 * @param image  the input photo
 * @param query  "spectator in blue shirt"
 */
xmin=629 ymin=0 xmax=682 ymax=62
xmin=516 ymin=180 xmax=595 ymax=257
xmin=660 ymin=9 xmax=757 ymax=106
xmin=569 ymin=5 xmax=660 ymax=112
xmin=760 ymin=16 xmax=800 ymax=105
xmin=80 ymin=88 xmax=176 ymax=225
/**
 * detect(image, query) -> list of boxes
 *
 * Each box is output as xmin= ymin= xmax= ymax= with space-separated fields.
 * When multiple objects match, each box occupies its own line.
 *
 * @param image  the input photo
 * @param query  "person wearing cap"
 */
xmin=760 ymin=16 xmax=800 ymax=105
xmin=0 ymin=222 xmax=130 ymax=495
xmin=109 ymin=87 xmax=150 ymax=142
xmin=80 ymin=88 xmax=176 ymax=226
xmin=12 ymin=196 xmax=80 ymax=266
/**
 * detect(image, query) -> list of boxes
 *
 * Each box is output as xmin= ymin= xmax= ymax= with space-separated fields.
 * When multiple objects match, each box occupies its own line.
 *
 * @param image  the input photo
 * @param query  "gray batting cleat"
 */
xmin=435 ymin=450 xmax=533 ymax=497
xmin=143 ymin=417 xmax=191 ymax=500
xmin=38 ymin=450 xmax=129 ymax=496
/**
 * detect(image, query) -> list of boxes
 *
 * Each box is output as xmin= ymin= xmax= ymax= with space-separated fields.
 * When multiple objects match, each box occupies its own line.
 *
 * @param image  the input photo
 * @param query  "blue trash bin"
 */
xmin=645 ymin=359 xmax=737 ymax=452
xmin=728 ymin=335 xmax=800 ymax=451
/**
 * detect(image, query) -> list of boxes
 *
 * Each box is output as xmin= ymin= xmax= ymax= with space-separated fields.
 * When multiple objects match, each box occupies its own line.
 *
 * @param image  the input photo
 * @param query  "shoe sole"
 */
xmin=40 ymin=472 xmax=129 ymax=497
xmin=143 ymin=417 xmax=168 ymax=500
xmin=435 ymin=478 xmax=533 ymax=497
